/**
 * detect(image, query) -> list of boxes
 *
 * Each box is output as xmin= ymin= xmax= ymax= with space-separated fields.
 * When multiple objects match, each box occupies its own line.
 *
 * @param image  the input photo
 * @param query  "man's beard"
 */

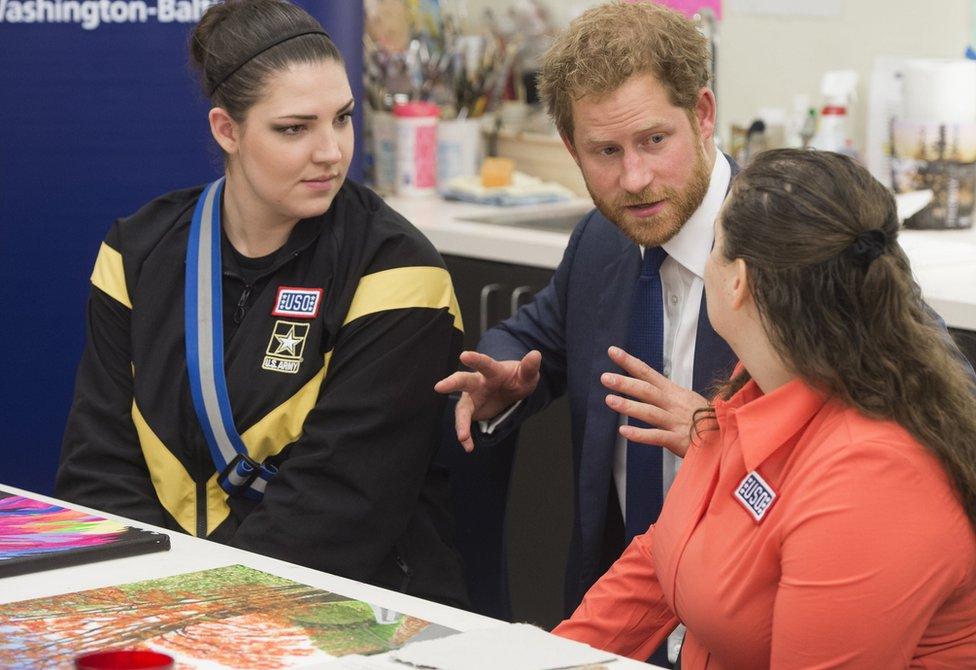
xmin=586 ymin=142 xmax=711 ymax=248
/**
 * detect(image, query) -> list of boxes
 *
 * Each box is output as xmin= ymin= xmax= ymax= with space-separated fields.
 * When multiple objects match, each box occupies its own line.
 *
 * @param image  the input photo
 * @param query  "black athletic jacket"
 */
xmin=56 ymin=179 xmax=469 ymax=607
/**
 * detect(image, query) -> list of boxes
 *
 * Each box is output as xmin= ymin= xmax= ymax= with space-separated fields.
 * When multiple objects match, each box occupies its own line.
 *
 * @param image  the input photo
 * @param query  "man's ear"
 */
xmin=730 ymin=258 xmax=752 ymax=310
xmin=693 ymin=87 xmax=717 ymax=144
xmin=561 ymin=132 xmax=581 ymax=167
xmin=209 ymin=107 xmax=240 ymax=155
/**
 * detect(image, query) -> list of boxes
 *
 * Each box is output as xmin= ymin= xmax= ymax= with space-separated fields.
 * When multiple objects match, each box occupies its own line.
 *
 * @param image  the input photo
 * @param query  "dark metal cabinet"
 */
xmin=440 ymin=254 xmax=573 ymax=629
xmin=443 ymin=254 xmax=552 ymax=351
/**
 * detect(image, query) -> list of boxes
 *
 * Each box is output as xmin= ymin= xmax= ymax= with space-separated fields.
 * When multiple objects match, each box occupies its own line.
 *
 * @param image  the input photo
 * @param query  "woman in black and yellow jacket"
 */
xmin=56 ymin=0 xmax=467 ymax=607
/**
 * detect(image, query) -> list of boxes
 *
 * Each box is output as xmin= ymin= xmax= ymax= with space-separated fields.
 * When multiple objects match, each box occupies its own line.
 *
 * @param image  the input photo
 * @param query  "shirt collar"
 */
xmin=715 ymin=370 xmax=828 ymax=471
xmin=655 ymin=150 xmax=730 ymax=278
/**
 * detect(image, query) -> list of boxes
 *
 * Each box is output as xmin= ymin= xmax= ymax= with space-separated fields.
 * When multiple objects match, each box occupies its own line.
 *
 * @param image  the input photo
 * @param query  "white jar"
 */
xmin=393 ymin=101 xmax=440 ymax=197
xmin=437 ymin=117 xmax=483 ymax=188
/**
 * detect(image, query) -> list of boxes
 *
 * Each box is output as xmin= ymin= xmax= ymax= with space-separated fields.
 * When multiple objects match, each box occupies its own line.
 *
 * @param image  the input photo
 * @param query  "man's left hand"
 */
xmin=601 ymin=345 xmax=711 ymax=458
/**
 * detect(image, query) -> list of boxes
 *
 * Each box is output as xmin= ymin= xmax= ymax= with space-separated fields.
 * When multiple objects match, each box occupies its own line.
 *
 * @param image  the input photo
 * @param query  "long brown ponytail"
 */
xmin=708 ymin=149 xmax=976 ymax=527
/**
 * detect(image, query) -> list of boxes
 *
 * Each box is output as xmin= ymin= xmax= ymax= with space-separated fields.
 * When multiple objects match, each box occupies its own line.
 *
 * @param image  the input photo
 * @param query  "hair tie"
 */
xmin=845 ymin=229 xmax=887 ymax=269
xmin=209 ymin=29 xmax=331 ymax=96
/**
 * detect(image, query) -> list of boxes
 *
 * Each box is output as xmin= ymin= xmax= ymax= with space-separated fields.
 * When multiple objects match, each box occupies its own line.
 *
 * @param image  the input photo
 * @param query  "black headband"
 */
xmin=209 ymin=28 xmax=330 ymax=96
xmin=845 ymin=229 xmax=887 ymax=269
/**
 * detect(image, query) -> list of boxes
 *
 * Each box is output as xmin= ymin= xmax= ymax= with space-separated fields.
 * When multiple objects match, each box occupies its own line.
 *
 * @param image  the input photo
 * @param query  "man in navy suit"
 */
xmin=435 ymin=1 xmax=975 ymax=661
xmin=437 ymin=5 xmax=976 ymax=666
xmin=435 ymin=3 xmax=731 ymax=661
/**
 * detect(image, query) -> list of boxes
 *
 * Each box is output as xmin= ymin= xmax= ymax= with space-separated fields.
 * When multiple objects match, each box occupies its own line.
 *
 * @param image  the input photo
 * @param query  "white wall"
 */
xmin=716 ymin=0 xmax=968 ymax=151
xmin=465 ymin=0 xmax=971 ymax=151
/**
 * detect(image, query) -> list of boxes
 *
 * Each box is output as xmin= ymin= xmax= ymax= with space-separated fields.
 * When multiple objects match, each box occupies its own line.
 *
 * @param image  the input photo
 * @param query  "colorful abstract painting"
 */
xmin=0 ymin=564 xmax=455 ymax=669
xmin=0 ymin=492 xmax=169 ymax=577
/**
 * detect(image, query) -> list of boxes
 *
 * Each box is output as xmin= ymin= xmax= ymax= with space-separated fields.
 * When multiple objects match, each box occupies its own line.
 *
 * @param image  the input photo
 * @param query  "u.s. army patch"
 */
xmin=734 ymin=470 xmax=777 ymax=523
xmin=262 ymin=320 xmax=309 ymax=374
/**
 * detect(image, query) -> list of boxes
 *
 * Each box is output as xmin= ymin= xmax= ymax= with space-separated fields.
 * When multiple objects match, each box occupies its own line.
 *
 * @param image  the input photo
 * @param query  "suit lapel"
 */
xmin=690 ymin=154 xmax=739 ymax=396
xmin=576 ymin=235 xmax=641 ymax=587
xmin=727 ymin=153 xmax=741 ymax=179
xmin=692 ymin=282 xmax=736 ymax=397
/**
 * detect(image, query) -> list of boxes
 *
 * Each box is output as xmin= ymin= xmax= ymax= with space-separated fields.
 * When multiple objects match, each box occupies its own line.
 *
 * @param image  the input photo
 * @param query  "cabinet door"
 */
xmin=444 ymin=255 xmax=553 ymax=349
xmin=442 ymin=255 xmax=573 ymax=628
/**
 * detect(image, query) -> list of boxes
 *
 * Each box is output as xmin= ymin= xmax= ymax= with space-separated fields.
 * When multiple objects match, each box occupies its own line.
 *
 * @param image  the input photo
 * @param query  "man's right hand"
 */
xmin=434 ymin=350 xmax=542 ymax=452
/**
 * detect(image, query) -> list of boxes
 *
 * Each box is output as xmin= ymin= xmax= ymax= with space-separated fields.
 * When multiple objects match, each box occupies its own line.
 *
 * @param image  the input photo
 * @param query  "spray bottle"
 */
xmin=810 ymin=70 xmax=859 ymax=157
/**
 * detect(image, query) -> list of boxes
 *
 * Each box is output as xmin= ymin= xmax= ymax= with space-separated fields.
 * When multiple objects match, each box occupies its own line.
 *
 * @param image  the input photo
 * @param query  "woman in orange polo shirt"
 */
xmin=554 ymin=149 xmax=976 ymax=668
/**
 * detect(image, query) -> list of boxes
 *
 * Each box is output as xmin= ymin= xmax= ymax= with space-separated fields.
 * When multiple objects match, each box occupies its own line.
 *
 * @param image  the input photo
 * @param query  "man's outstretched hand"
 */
xmin=434 ymin=350 xmax=542 ymax=452
xmin=601 ymin=346 xmax=710 ymax=458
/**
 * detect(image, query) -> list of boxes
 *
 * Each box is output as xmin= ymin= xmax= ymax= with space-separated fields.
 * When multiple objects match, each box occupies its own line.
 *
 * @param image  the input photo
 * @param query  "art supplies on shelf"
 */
xmin=363 ymin=0 xmax=554 ymax=118
xmin=0 ymin=564 xmax=457 ymax=670
xmin=0 ymin=491 xmax=170 ymax=578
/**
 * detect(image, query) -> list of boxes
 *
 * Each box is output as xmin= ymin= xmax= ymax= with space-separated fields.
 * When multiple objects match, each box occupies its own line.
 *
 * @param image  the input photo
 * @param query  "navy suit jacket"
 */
xmin=476 ymin=205 xmax=736 ymax=611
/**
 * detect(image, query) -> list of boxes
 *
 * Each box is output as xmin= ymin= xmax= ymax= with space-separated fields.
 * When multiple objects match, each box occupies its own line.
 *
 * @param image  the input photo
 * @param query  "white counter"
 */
xmin=386 ymin=195 xmax=587 ymax=269
xmin=387 ymin=196 xmax=976 ymax=331
xmin=897 ymin=228 xmax=976 ymax=331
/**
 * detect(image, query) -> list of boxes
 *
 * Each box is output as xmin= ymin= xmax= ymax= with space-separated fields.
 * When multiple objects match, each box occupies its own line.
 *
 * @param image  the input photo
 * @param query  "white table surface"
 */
xmin=0 ymin=484 xmax=658 ymax=670
xmin=387 ymin=195 xmax=976 ymax=331
xmin=0 ymin=484 xmax=495 ymax=632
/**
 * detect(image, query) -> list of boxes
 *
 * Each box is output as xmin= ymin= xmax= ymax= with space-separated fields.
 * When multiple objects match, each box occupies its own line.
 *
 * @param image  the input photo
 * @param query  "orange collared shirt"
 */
xmin=554 ymin=375 xmax=976 ymax=668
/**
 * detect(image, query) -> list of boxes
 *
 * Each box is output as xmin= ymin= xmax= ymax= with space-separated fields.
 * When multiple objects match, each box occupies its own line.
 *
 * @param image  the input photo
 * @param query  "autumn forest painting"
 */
xmin=0 ymin=564 xmax=453 ymax=669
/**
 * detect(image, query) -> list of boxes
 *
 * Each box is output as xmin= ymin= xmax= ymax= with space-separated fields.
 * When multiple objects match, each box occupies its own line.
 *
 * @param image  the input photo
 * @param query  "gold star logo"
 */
xmin=263 ymin=320 xmax=309 ymax=374
xmin=273 ymin=325 xmax=302 ymax=356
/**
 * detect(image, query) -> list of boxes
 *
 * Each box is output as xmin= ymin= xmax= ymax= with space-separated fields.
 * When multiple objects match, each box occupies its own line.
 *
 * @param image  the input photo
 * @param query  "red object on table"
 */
xmin=74 ymin=650 xmax=174 ymax=670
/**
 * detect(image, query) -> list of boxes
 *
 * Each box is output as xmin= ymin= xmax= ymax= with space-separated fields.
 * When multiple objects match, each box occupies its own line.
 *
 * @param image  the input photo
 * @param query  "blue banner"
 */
xmin=0 ymin=1 xmax=364 ymax=494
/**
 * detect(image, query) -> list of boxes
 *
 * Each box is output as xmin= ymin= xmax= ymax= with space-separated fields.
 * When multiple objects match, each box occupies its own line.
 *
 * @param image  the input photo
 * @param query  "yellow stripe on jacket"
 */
xmin=343 ymin=266 xmax=463 ymax=332
xmin=90 ymin=242 xmax=132 ymax=308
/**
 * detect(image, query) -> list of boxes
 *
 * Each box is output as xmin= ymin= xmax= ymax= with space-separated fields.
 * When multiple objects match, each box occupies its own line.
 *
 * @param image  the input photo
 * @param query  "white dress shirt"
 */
xmin=613 ymin=151 xmax=731 ymax=518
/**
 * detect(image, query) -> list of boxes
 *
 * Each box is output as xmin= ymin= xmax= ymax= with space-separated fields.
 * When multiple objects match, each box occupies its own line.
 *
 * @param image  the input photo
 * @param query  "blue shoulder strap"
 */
xmin=185 ymin=178 xmax=277 ymax=501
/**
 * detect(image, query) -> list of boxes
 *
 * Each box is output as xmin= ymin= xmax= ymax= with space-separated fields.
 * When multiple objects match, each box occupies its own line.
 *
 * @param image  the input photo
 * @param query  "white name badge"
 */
xmin=734 ymin=470 xmax=777 ymax=523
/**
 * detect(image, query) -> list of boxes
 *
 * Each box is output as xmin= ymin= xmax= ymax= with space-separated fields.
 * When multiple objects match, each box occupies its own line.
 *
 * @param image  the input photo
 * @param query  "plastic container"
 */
xmin=437 ymin=117 xmax=483 ymax=188
xmin=367 ymin=109 xmax=397 ymax=195
xmin=809 ymin=70 xmax=858 ymax=157
xmin=393 ymin=101 xmax=439 ymax=196
xmin=810 ymin=103 xmax=855 ymax=156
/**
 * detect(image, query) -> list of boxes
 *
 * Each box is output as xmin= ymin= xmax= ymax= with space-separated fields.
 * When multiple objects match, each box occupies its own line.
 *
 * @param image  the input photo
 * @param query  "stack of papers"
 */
xmin=441 ymin=173 xmax=575 ymax=207
xmin=304 ymin=623 xmax=616 ymax=670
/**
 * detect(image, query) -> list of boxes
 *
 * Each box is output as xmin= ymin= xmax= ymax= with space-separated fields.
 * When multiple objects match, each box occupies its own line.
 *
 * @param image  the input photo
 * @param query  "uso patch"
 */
xmin=734 ymin=470 xmax=777 ymax=523
xmin=272 ymin=287 xmax=323 ymax=319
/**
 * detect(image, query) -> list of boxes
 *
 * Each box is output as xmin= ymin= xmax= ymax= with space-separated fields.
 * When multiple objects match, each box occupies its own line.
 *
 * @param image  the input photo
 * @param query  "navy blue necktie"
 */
xmin=624 ymin=246 xmax=667 ymax=542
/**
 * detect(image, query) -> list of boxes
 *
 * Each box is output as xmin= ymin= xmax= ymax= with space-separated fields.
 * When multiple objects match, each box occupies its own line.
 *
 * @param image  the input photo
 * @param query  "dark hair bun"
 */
xmin=188 ymin=0 xmax=341 ymax=118
xmin=189 ymin=0 xmax=238 ymax=84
